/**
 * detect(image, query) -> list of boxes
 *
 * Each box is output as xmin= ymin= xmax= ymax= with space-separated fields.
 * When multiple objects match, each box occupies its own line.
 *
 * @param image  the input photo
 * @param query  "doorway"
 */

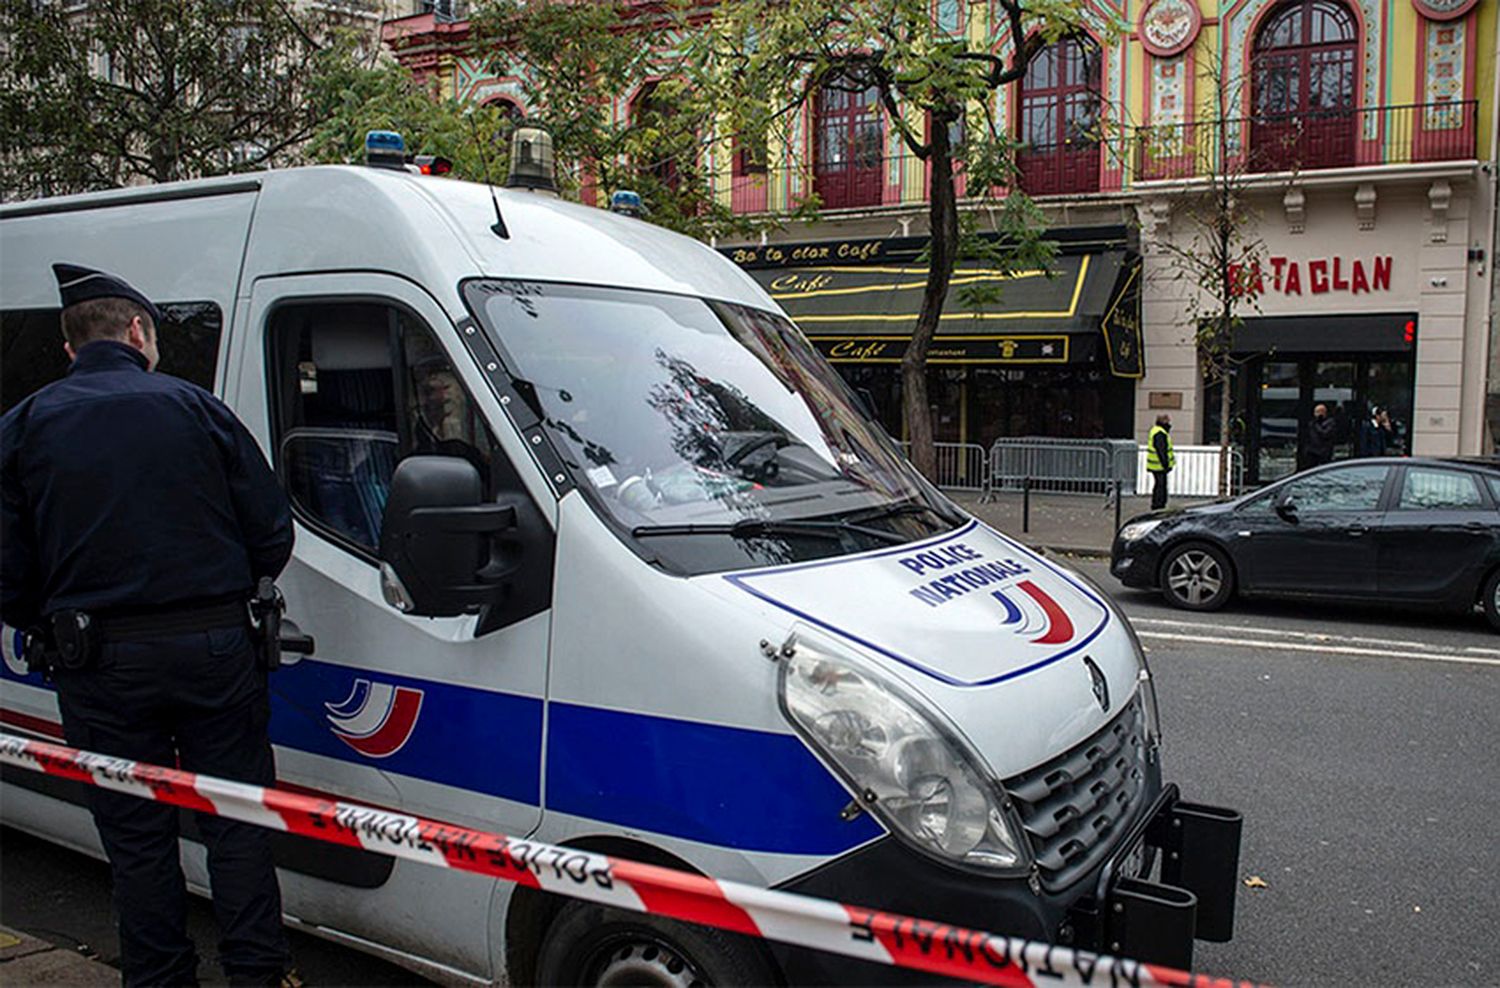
xmin=1214 ymin=353 xmax=1414 ymax=486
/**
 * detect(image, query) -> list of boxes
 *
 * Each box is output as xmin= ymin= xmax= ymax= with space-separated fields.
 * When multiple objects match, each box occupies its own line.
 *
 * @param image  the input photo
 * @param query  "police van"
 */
xmin=0 ymin=143 xmax=1241 ymax=985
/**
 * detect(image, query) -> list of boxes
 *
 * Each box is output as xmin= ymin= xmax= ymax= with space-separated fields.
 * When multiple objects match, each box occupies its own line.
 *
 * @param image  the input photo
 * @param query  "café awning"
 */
xmin=727 ymin=235 xmax=1142 ymax=376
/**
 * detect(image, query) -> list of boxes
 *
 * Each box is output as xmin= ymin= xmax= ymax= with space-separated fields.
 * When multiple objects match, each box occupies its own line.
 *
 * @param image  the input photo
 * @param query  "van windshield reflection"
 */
xmin=466 ymin=280 xmax=956 ymax=551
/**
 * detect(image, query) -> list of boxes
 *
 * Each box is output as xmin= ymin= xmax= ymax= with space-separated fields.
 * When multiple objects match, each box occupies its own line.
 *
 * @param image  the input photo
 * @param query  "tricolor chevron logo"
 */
xmin=989 ymin=580 xmax=1076 ymax=646
xmin=324 ymin=678 xmax=424 ymax=759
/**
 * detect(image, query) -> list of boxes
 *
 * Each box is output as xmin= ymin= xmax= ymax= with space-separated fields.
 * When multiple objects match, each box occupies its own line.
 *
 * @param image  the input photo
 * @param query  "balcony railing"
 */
xmin=1134 ymin=100 xmax=1478 ymax=182
xmin=1015 ymin=143 xmax=1103 ymax=196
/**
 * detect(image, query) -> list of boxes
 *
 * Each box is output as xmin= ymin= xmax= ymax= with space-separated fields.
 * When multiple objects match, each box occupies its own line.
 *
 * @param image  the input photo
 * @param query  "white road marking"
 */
xmin=1130 ymin=616 xmax=1486 ymax=655
xmin=1137 ymin=630 xmax=1500 ymax=668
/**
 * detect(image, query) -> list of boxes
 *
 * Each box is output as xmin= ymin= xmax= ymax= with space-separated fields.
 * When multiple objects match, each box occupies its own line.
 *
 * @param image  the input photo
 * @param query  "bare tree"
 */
xmin=1142 ymin=51 xmax=1278 ymax=496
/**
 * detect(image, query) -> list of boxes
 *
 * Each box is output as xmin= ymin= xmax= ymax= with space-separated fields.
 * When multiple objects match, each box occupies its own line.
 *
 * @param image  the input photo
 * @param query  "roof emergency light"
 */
xmin=506 ymin=125 xmax=557 ymax=194
xmin=414 ymin=154 xmax=453 ymax=176
xmin=366 ymin=130 xmax=407 ymax=170
xmin=609 ymin=190 xmax=646 ymax=218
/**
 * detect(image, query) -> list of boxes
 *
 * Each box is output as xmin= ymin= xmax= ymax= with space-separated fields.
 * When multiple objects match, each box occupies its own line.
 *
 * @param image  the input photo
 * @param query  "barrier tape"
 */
xmin=0 ymin=732 xmax=1256 ymax=988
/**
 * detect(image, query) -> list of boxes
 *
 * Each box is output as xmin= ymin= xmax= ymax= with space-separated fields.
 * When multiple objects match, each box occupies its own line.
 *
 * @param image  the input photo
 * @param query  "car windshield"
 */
xmin=466 ymin=280 xmax=953 ymax=545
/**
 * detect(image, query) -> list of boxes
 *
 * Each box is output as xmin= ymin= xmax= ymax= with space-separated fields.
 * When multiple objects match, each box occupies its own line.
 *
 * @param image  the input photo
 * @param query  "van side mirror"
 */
xmin=1274 ymin=494 xmax=1299 ymax=522
xmin=378 ymin=456 xmax=519 ymax=617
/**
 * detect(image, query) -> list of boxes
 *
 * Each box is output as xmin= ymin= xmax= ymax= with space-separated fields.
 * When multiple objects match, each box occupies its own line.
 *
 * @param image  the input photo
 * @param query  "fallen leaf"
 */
xmin=1243 ymin=875 xmax=1269 ymax=889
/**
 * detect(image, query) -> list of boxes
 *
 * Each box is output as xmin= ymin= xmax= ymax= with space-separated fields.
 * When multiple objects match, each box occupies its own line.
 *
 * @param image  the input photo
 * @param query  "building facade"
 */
xmin=382 ymin=0 xmax=1499 ymax=471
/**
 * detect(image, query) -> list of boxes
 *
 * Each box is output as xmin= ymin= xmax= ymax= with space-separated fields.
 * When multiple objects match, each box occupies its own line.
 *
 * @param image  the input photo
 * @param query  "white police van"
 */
xmin=0 ymin=143 xmax=1241 ymax=985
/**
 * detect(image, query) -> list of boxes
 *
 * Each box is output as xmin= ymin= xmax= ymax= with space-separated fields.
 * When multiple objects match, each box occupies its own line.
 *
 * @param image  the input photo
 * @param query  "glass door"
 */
xmin=1311 ymin=360 xmax=1356 ymax=463
xmin=1240 ymin=353 xmax=1415 ymax=487
xmin=1364 ymin=360 xmax=1412 ymax=456
xmin=1257 ymin=360 xmax=1301 ymax=483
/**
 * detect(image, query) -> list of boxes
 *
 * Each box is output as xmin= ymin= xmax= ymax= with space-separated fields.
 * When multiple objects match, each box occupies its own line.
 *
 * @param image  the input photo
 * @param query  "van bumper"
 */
xmin=770 ymin=782 xmax=1242 ymax=983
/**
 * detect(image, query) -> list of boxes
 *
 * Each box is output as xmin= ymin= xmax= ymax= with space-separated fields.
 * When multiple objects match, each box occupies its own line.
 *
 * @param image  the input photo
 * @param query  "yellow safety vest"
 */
xmin=1147 ymin=425 xmax=1176 ymax=472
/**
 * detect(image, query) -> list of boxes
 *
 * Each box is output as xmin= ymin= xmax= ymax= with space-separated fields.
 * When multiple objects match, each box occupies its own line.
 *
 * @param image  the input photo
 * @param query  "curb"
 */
xmin=1024 ymin=543 xmax=1113 ymax=560
xmin=0 ymin=926 xmax=117 ymax=986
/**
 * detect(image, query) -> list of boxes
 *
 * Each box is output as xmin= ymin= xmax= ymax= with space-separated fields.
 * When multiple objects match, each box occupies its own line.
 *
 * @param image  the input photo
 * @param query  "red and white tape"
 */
xmin=0 ymin=731 xmax=1257 ymax=988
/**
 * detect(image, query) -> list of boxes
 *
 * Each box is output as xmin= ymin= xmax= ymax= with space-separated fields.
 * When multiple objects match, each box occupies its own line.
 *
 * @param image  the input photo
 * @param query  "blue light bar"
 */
xmin=365 ymin=130 xmax=407 ymax=169
xmin=609 ymin=190 xmax=645 ymax=217
xmin=366 ymin=130 xmax=406 ymax=154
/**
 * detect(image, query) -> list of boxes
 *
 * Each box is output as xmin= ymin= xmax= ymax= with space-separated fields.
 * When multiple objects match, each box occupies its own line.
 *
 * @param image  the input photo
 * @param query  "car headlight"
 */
xmin=778 ymin=636 xmax=1028 ymax=873
xmin=1118 ymin=519 xmax=1163 ymax=542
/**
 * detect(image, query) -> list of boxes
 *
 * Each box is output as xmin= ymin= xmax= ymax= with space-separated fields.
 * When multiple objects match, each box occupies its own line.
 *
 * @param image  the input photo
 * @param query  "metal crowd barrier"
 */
xmin=0 ymin=732 xmax=1259 ymax=988
xmin=983 ymin=438 xmax=1131 ymax=497
xmin=899 ymin=441 xmax=988 ymax=492
xmin=1134 ymin=445 xmax=1246 ymax=498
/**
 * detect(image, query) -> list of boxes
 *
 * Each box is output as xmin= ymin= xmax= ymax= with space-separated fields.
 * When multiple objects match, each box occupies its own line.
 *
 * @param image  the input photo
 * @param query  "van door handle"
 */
xmin=1346 ymin=524 xmax=1368 ymax=537
xmin=1465 ymin=520 xmax=1490 ymax=531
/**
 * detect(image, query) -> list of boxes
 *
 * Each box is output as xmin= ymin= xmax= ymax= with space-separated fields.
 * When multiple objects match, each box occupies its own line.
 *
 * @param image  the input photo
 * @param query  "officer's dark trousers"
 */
xmin=54 ymin=628 xmax=289 ymax=987
xmin=1151 ymin=470 xmax=1170 ymax=510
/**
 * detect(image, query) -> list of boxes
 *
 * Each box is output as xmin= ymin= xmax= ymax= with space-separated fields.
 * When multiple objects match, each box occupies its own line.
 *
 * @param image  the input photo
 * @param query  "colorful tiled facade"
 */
xmin=382 ymin=0 xmax=1500 ymax=467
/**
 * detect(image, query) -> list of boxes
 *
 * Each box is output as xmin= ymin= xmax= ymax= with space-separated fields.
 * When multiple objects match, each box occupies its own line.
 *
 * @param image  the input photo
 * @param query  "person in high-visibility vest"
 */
xmin=1147 ymin=413 xmax=1176 ymax=509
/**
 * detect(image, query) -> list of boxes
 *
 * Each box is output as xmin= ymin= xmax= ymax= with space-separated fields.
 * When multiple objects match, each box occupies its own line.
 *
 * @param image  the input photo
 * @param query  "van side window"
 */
xmin=269 ymin=301 xmax=501 ymax=556
xmin=1 ymin=304 xmax=223 ymax=413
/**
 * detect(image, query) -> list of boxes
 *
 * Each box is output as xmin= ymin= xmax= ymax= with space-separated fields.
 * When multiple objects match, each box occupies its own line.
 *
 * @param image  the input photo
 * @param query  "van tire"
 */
xmin=1483 ymin=568 xmax=1500 ymax=632
xmin=1159 ymin=542 xmax=1234 ymax=611
xmin=534 ymin=900 xmax=777 ymax=987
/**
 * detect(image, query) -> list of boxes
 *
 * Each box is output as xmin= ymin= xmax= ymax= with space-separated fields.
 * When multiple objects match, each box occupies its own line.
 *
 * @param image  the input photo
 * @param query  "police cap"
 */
xmin=52 ymin=263 xmax=164 ymax=326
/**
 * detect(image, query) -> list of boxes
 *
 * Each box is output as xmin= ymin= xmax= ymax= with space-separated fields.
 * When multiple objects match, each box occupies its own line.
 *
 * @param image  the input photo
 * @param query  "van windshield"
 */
xmin=466 ymin=280 xmax=957 ymax=565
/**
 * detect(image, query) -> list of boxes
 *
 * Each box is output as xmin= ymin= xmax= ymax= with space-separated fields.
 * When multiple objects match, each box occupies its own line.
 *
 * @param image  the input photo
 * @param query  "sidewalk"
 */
xmin=951 ymin=490 xmax=1215 ymax=556
xmin=0 ymin=925 xmax=116 ymax=986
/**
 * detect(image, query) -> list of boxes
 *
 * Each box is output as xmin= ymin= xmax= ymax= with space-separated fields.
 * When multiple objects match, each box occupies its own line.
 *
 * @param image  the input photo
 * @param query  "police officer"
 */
xmin=1147 ymin=413 xmax=1175 ymax=510
xmin=0 ymin=265 xmax=295 ymax=987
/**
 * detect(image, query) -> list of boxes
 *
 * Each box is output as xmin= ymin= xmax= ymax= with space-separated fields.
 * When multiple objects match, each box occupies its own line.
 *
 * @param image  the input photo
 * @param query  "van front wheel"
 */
xmin=535 ymin=900 xmax=777 ymax=987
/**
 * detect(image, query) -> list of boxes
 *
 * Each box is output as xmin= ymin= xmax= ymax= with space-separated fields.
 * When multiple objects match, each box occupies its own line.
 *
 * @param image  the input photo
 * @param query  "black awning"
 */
xmin=1234 ymin=313 xmax=1417 ymax=354
xmin=729 ymin=236 xmax=1134 ymax=369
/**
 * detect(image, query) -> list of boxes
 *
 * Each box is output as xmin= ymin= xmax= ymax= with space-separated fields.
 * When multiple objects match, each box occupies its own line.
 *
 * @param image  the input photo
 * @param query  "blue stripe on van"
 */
xmin=267 ymin=660 xmax=545 ymax=806
xmin=546 ymin=702 xmax=884 ymax=856
xmin=5 ymin=653 xmax=879 ymax=856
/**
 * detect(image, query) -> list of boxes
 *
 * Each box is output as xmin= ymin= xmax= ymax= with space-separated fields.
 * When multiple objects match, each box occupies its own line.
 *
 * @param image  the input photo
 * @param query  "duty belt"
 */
xmin=95 ymin=600 xmax=249 ymax=643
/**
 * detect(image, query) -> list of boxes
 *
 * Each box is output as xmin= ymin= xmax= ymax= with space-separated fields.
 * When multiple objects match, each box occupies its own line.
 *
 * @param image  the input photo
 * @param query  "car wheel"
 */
xmin=1160 ymin=543 xmax=1234 ymax=611
xmin=535 ymin=900 xmax=777 ymax=987
xmin=1483 ymin=569 xmax=1500 ymax=632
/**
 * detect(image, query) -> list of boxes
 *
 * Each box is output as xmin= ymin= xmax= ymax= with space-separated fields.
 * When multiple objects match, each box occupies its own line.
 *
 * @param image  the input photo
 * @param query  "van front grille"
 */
xmin=1003 ymin=697 xmax=1149 ymax=890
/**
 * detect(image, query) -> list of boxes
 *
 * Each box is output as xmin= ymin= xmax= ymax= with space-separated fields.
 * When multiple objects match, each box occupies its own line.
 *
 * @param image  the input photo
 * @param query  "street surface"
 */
xmin=3 ymin=558 xmax=1497 ymax=986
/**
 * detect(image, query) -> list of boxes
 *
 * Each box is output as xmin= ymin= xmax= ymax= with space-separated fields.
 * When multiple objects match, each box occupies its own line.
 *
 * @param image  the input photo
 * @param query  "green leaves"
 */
xmin=1 ymin=0 xmax=327 ymax=198
xmin=303 ymin=33 xmax=514 ymax=185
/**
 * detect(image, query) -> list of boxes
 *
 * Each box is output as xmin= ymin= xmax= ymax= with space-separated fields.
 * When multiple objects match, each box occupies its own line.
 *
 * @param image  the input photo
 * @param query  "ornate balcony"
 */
xmin=1134 ymin=100 xmax=1479 ymax=182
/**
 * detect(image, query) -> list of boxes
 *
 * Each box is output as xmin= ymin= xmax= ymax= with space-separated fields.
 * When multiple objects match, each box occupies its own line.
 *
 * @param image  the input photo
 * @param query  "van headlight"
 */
xmin=778 ymin=638 xmax=1029 ymax=874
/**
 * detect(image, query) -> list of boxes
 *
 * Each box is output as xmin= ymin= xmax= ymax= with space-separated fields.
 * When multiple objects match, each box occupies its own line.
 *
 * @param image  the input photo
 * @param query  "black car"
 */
xmin=1111 ymin=457 xmax=1500 ymax=629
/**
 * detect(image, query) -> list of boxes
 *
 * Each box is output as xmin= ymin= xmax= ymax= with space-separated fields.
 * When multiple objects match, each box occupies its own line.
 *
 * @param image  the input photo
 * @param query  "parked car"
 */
xmin=1112 ymin=457 xmax=1500 ymax=629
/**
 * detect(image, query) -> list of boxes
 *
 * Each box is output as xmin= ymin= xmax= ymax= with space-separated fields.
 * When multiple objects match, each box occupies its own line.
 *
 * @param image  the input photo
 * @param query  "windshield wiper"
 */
xmin=844 ymin=500 xmax=960 ymax=526
xmin=632 ymin=518 xmax=908 ymax=544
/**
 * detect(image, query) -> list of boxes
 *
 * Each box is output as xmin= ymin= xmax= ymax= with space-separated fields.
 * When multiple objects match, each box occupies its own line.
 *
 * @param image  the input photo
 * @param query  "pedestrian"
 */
xmin=1305 ymin=402 xmax=1337 ymax=468
xmin=1147 ymin=413 xmax=1175 ymax=510
xmin=1356 ymin=405 xmax=1391 ymax=457
xmin=0 ymin=265 xmax=296 ymax=988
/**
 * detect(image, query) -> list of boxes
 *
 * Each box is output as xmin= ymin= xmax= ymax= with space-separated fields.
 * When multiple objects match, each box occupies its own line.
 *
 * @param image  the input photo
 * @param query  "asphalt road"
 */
xmin=3 ymin=563 xmax=1497 ymax=987
xmin=1069 ymin=556 xmax=1500 ymax=988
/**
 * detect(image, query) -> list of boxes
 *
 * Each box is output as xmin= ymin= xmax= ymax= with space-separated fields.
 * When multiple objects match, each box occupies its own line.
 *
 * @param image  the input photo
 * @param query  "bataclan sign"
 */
xmin=1229 ymin=255 xmax=1393 ymax=296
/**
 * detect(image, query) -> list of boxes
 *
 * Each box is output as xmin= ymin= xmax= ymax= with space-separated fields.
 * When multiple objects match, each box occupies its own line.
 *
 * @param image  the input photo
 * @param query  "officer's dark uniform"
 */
xmin=0 ymin=265 xmax=294 ymax=987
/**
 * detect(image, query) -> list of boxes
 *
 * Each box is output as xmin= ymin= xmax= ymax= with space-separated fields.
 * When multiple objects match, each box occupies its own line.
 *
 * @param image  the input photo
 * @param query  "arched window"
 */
xmin=1250 ymin=0 xmax=1358 ymax=170
xmin=1015 ymin=36 xmax=1102 ymax=195
xmin=484 ymin=97 xmax=525 ymax=148
xmin=813 ymin=81 xmax=884 ymax=209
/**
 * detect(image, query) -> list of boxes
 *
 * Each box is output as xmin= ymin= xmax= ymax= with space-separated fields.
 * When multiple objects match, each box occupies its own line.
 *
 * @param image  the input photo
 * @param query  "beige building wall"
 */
xmin=1136 ymin=167 xmax=1492 ymax=457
